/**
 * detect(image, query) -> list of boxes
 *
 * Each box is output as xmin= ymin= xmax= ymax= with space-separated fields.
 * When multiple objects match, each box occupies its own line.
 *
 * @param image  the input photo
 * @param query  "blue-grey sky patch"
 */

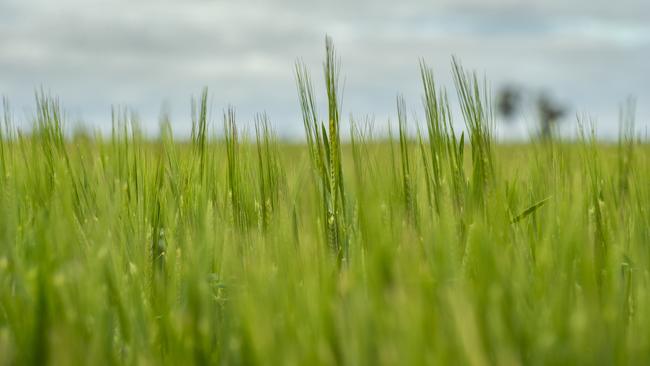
xmin=1 ymin=0 xmax=648 ymax=139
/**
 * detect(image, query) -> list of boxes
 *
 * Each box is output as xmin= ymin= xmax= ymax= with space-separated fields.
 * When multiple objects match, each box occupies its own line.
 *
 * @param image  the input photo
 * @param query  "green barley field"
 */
xmin=0 ymin=40 xmax=649 ymax=365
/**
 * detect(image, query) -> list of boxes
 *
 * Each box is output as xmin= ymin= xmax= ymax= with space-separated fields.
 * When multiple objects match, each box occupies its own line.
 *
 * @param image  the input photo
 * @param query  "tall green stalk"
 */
xmin=295 ymin=36 xmax=348 ymax=265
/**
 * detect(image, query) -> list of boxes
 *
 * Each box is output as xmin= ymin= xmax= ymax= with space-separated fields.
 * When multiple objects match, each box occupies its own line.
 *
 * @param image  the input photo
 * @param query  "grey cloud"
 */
xmin=1 ymin=0 xmax=649 ymax=139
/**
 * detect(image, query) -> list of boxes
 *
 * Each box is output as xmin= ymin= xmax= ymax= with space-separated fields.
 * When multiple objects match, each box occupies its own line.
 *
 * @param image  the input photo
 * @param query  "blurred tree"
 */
xmin=536 ymin=92 xmax=566 ymax=140
xmin=496 ymin=85 xmax=521 ymax=121
xmin=496 ymin=85 xmax=567 ymax=140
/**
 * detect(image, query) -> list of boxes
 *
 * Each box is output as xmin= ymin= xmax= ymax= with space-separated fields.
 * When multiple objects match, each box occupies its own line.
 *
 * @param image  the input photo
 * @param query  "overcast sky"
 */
xmin=1 ymin=0 xmax=649 ymax=139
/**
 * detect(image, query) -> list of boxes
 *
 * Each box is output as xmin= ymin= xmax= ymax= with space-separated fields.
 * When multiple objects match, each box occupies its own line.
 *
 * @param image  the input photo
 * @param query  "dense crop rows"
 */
xmin=0 ymin=40 xmax=648 ymax=365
